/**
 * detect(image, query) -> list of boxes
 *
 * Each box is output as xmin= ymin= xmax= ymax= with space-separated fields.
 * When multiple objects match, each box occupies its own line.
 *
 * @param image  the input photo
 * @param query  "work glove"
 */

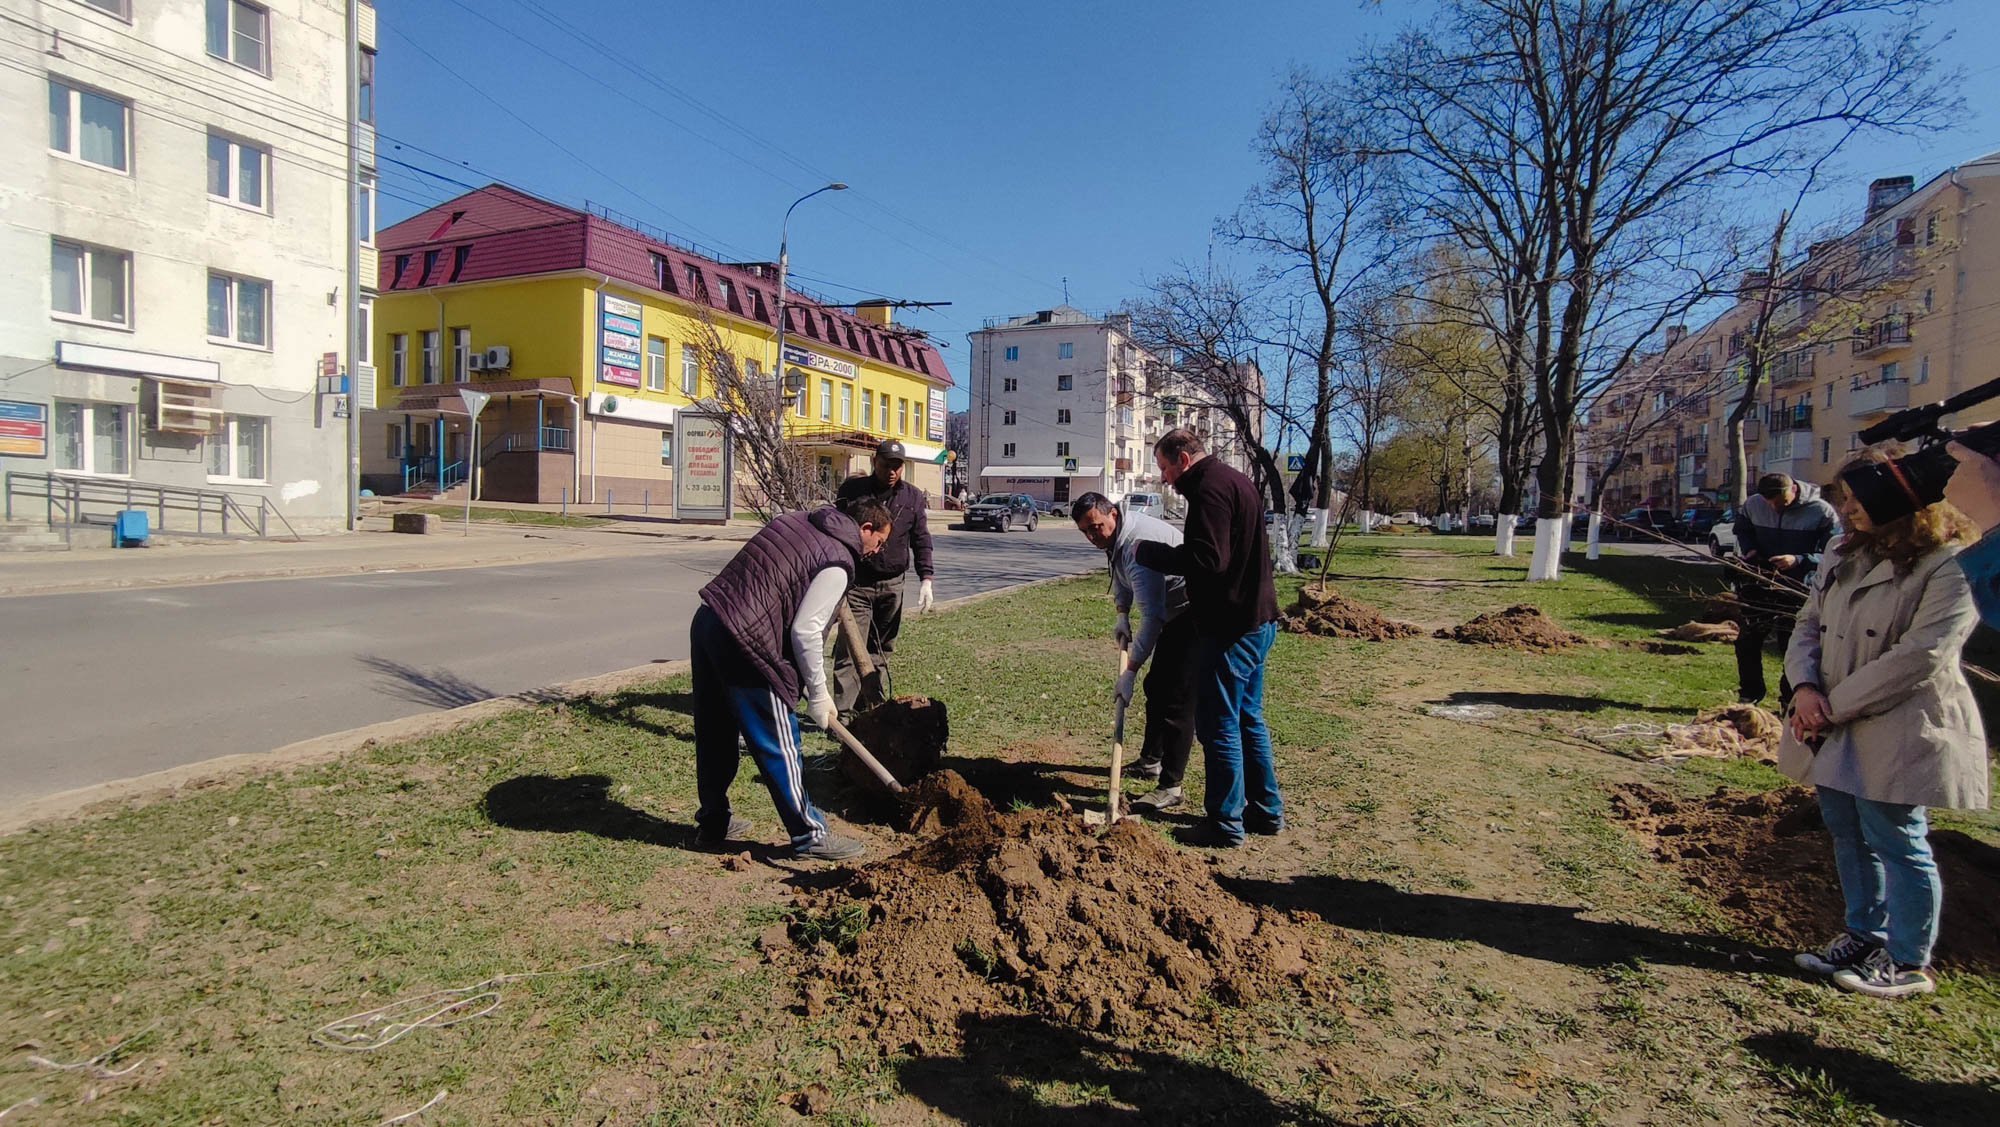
xmin=1113 ymin=669 xmax=1137 ymax=708
xmin=1114 ymin=612 xmax=1133 ymax=648
xmin=916 ymin=577 xmax=935 ymax=613
xmin=807 ymin=688 xmax=836 ymax=729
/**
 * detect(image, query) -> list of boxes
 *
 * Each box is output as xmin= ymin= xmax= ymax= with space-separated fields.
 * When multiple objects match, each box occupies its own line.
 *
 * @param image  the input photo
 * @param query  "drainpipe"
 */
xmin=588 ymin=274 xmax=612 ymax=502
xmin=567 ymin=394 xmax=582 ymax=505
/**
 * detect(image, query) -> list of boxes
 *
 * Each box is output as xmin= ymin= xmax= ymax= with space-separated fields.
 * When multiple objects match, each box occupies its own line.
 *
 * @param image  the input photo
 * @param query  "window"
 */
xmin=207 ymin=414 xmax=268 ymax=481
xmin=54 ymin=400 xmax=131 ymax=475
xmin=357 ymin=299 xmax=370 ymax=363
xmin=1058 ymin=342 xmax=1074 ymax=359
xmin=1002 ymin=377 xmax=1018 ymax=392
xmin=1002 ymin=442 xmax=1016 ymax=457
xmin=1056 ymin=441 xmax=1071 ymax=456
xmin=1056 ymin=409 xmax=1071 ymax=425
xmin=449 ymin=246 xmax=470 ymax=283
xmin=205 ymin=131 xmax=267 ymax=209
xmin=1824 ymin=383 xmax=1833 ymax=407
xmin=1821 ymin=437 xmax=1830 ymax=465
xmin=862 ymin=389 xmax=874 ymax=430
xmin=1003 ymin=410 xmax=1016 ymax=426
xmin=206 ymin=272 xmax=269 ymax=346
xmin=48 ymin=79 xmax=128 ymax=171
xmin=1918 ymin=354 xmax=1930 ymax=384
xmin=899 ymin=398 xmax=909 ymax=434
xmin=391 ymin=254 xmax=411 ymax=288
xmin=50 ymin=239 xmax=129 ymax=326
xmin=358 ymin=48 xmax=375 ymax=124
xmin=683 ymin=264 xmax=705 ymax=296
xmin=1057 ymin=374 xmax=1073 ymax=391
xmin=420 ymin=249 xmax=441 ymax=286
xmin=206 ymin=0 xmax=269 ymax=74
xmin=719 ymin=278 xmax=736 ymax=308
xmin=1925 ymin=214 xmax=1937 ymax=246
xmin=660 ymin=430 xmax=673 ymax=466
xmin=1881 ymin=361 xmax=1900 ymax=383
xmin=82 ymin=0 xmax=130 ymax=16
xmin=450 ymin=328 xmax=471 ymax=382
xmin=385 ymin=422 xmax=402 ymax=459
xmin=389 ymin=333 xmax=406 ymax=386
xmin=1004 ymin=346 xmax=1019 ymax=361
xmin=818 ymin=379 xmax=832 ymax=422
xmin=1850 ymin=432 xmax=1862 ymax=450
xmin=645 ymin=337 xmax=667 ymax=392
xmin=1923 ymin=288 xmax=1934 ymax=313
xmin=358 ymin=181 xmax=374 ymax=244
xmin=420 ymin=330 xmax=440 ymax=383
xmin=840 ymin=383 xmax=853 ymax=425
xmin=680 ymin=345 xmax=699 ymax=395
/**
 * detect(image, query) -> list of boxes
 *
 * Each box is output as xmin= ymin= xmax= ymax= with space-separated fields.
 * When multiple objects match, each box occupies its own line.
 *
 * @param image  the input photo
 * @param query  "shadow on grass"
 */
xmin=1316 ymin=571 xmax=1522 ymax=587
xmin=1742 ymin=1031 xmax=2000 ymax=1127
xmin=481 ymin=773 xmax=689 ymax=847
xmin=1219 ymin=874 xmax=1791 ymax=975
xmin=897 ymin=1012 xmax=1357 ymax=1126
xmin=1427 ymin=690 xmax=1688 ymax=716
xmin=569 ymin=689 xmax=696 ymax=741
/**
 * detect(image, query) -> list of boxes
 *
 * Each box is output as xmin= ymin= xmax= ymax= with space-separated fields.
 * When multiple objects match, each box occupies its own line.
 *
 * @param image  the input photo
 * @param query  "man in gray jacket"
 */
xmin=1072 ymin=492 xmax=1198 ymax=812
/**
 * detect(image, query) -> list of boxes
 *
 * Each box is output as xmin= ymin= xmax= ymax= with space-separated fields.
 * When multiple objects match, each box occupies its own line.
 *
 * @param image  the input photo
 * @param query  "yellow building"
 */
xmin=360 ymin=186 xmax=953 ymax=506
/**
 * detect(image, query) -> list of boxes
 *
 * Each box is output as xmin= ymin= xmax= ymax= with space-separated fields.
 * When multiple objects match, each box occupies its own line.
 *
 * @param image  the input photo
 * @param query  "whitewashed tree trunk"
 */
xmin=1586 ymin=512 xmax=1603 ymax=560
xmin=1557 ymin=513 xmax=1575 ymax=557
xmin=1358 ymin=511 xmax=1374 ymax=534
xmin=1527 ymin=519 xmax=1562 ymax=581
xmin=1310 ymin=508 xmax=1330 ymax=547
xmin=1495 ymin=516 xmax=1517 ymax=556
xmin=1270 ymin=513 xmax=1299 ymax=575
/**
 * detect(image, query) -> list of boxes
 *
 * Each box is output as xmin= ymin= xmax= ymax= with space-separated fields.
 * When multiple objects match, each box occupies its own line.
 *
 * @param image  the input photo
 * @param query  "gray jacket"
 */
xmin=1780 ymin=540 xmax=1989 ymax=809
xmin=1736 ymin=493 xmax=1838 ymax=583
xmin=1108 ymin=510 xmax=1190 ymax=669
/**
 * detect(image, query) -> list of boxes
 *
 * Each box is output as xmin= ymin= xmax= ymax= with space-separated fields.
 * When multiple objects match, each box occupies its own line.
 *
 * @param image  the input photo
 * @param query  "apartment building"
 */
xmin=361 ymin=186 xmax=952 ymax=504
xmin=1584 ymin=151 xmax=2000 ymax=510
xmin=0 ymin=0 xmax=378 ymax=536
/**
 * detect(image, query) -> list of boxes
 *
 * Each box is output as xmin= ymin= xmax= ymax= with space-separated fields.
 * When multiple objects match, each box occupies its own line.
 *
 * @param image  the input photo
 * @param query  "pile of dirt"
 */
xmin=1282 ymin=585 xmax=1422 ymax=641
xmin=1660 ymin=704 xmax=1781 ymax=762
xmin=1608 ymin=783 xmax=2000 ymax=969
xmin=790 ymin=770 xmax=1327 ymax=1052
xmin=1658 ymin=620 xmax=1740 ymax=643
xmin=1434 ymin=605 xmax=1586 ymax=651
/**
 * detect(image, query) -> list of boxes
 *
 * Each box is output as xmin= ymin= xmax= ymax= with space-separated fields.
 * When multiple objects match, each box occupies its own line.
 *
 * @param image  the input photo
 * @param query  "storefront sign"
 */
xmin=781 ymin=342 xmax=858 ymax=380
xmin=598 ymin=292 xmax=644 ymax=387
xmin=927 ymin=387 xmax=947 ymax=443
xmin=601 ymin=330 xmax=642 ymax=354
xmin=602 ymin=313 xmax=641 ymax=336
xmin=0 ymin=400 xmax=48 ymax=457
xmin=598 ymin=363 xmax=641 ymax=388
xmin=673 ymin=411 xmax=732 ymax=522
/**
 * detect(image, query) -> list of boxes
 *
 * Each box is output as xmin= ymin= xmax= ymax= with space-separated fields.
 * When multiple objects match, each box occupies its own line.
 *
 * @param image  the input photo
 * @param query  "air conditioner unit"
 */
xmin=484 ymin=345 xmax=512 ymax=369
xmin=466 ymin=353 xmax=487 ymax=372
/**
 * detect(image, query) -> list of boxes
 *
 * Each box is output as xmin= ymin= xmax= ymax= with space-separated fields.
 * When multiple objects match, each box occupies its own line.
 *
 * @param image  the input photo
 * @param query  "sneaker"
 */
xmin=1130 ymin=786 xmax=1183 ymax=813
xmin=1795 ymin=930 xmax=1880 ymax=975
xmin=1173 ymin=821 xmax=1243 ymax=849
xmin=1833 ymin=947 xmax=1936 ymax=999
xmin=788 ymin=834 xmax=867 ymax=862
xmin=690 ymin=814 xmax=752 ymax=850
xmin=1127 ymin=759 xmax=1163 ymax=781
xmin=1246 ymin=819 xmax=1286 ymax=837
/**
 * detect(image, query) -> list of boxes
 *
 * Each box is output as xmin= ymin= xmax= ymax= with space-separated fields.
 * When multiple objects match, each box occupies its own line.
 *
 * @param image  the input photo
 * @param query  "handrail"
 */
xmin=4 ymin=470 xmax=301 ymax=543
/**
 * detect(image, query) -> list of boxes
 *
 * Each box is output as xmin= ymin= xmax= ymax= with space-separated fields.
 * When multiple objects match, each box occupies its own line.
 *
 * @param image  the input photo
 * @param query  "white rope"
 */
xmin=24 ymin=1025 xmax=154 ymax=1079
xmin=376 ymin=1089 xmax=448 ymax=1126
xmin=0 ymin=1098 xmax=40 ymax=1120
xmin=309 ymin=955 xmax=630 ymax=1052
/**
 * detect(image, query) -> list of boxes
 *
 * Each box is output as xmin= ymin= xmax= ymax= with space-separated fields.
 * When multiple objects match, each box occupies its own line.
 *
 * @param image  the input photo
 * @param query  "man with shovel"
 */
xmin=1071 ymin=492 xmax=1198 ymax=813
xmin=688 ymin=496 xmax=895 ymax=861
xmin=832 ymin=439 xmax=937 ymax=721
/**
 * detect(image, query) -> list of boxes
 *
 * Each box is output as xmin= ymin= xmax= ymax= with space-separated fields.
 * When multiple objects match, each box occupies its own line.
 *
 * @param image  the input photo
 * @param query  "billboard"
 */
xmin=673 ymin=411 xmax=732 ymax=522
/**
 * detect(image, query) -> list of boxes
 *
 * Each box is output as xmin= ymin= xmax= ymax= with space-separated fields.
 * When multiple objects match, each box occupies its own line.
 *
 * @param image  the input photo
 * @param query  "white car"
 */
xmin=1124 ymin=492 xmax=1164 ymax=517
xmin=1709 ymin=513 xmax=1739 ymax=556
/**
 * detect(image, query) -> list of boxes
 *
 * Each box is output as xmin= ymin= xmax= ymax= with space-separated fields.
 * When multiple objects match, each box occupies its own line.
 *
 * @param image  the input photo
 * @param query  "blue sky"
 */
xmin=376 ymin=0 xmax=2000 ymax=412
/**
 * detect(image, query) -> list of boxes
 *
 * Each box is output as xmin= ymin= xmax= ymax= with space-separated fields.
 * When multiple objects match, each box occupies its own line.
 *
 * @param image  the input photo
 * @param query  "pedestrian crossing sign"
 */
xmin=1063 ymin=457 xmax=1079 ymax=474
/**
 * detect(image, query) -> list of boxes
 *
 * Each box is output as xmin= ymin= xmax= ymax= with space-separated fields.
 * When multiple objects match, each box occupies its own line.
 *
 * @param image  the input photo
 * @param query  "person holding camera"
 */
xmin=1946 ymin=437 xmax=2000 ymax=628
xmin=1782 ymin=449 xmax=1986 ymax=999
xmin=1731 ymin=473 xmax=1837 ymax=706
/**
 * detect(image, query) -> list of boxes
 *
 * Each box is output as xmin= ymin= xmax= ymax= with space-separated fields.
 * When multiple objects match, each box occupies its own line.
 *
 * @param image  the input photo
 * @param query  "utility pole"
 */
xmin=344 ymin=0 xmax=361 ymax=530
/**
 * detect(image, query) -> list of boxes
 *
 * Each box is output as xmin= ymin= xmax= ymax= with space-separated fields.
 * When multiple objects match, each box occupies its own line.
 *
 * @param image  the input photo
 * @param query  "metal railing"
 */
xmin=483 ymin=427 xmax=574 ymax=459
xmin=4 ymin=471 xmax=300 ymax=544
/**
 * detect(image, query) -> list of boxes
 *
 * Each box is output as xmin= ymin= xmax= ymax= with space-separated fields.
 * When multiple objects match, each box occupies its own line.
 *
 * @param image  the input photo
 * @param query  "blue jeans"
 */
xmin=1196 ymin=621 xmax=1281 ymax=841
xmin=1816 ymin=785 xmax=1940 ymax=967
xmin=690 ymin=605 xmax=830 ymax=848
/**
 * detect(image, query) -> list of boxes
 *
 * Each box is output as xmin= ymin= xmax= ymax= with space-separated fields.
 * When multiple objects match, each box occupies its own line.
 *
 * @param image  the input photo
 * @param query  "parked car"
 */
xmin=1709 ymin=510 xmax=1739 ymax=556
xmin=1679 ymin=506 xmax=1727 ymax=542
xmin=965 ymin=492 xmax=1039 ymax=532
xmin=1124 ymin=492 xmax=1164 ymax=518
xmin=1390 ymin=510 xmax=1424 ymax=526
xmin=1470 ymin=514 xmax=1497 ymax=530
xmin=1614 ymin=507 xmax=1679 ymax=541
xmin=1039 ymin=498 xmax=1067 ymax=517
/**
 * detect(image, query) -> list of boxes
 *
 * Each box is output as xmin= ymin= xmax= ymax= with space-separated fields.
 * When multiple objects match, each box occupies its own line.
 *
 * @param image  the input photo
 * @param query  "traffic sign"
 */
xmin=1287 ymin=454 xmax=1305 ymax=472
xmin=1062 ymin=456 xmax=1079 ymax=474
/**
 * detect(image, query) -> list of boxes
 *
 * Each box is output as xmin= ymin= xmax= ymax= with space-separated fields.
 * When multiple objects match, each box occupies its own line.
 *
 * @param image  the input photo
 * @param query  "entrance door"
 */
xmin=1052 ymin=478 xmax=1071 ymax=503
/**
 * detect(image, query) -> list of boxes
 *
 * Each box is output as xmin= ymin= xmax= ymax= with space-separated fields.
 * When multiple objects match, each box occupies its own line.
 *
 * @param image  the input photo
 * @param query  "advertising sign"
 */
xmin=927 ymin=388 xmax=947 ymax=443
xmin=0 ymin=400 xmax=48 ymax=458
xmin=673 ymin=411 xmax=732 ymax=522
xmin=598 ymin=292 xmax=645 ymax=387
xmin=781 ymin=342 xmax=858 ymax=381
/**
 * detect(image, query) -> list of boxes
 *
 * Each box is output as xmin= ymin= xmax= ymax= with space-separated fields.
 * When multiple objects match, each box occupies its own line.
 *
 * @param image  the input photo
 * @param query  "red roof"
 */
xmin=376 ymin=185 xmax=951 ymax=386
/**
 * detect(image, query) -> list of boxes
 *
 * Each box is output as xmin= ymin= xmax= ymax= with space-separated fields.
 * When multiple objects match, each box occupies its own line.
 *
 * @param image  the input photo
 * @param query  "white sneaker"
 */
xmin=1833 ymin=946 xmax=1936 ymax=999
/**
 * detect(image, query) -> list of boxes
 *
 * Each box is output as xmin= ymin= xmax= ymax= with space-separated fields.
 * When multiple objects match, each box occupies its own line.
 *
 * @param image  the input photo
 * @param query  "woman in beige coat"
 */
xmin=1782 ymin=450 xmax=1987 ymax=998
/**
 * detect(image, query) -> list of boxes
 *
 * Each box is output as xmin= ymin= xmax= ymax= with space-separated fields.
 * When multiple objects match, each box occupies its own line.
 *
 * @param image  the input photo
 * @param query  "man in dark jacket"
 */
xmin=690 ymin=498 xmax=893 ymax=861
xmin=1135 ymin=428 xmax=1283 ymax=847
xmin=1733 ymin=472 xmax=1838 ymax=705
xmin=832 ymin=440 xmax=936 ymax=716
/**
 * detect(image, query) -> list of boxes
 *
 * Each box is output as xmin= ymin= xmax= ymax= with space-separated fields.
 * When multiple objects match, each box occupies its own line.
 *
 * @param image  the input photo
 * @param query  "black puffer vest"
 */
xmin=699 ymin=506 xmax=861 ymax=699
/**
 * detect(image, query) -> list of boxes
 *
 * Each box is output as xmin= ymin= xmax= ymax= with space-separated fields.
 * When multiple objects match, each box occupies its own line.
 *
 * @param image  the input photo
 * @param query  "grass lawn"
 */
xmin=2 ymin=536 xmax=1995 ymax=1125
xmin=403 ymin=504 xmax=613 ymax=530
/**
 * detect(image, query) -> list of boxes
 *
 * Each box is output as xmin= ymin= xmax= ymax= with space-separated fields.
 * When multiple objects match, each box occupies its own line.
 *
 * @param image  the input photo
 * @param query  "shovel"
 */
xmin=1106 ymin=645 xmax=1130 ymax=826
xmin=836 ymin=603 xmax=890 ymax=711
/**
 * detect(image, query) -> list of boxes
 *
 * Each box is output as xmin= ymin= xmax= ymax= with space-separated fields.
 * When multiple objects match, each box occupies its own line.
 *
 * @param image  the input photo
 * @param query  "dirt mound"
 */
xmin=841 ymin=696 xmax=948 ymax=794
xmin=1658 ymin=620 xmax=1740 ymax=643
xmin=1660 ymin=704 xmax=1781 ymax=762
xmin=791 ymin=770 xmax=1326 ymax=1051
xmin=1608 ymin=783 xmax=2000 ymax=969
xmin=1282 ymin=585 xmax=1422 ymax=641
xmin=1434 ymin=605 xmax=1586 ymax=651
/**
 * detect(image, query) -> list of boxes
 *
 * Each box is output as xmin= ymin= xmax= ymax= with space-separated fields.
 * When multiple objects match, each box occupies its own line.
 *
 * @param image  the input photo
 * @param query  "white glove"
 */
xmin=1113 ymin=669 xmax=1137 ymax=708
xmin=1114 ymin=612 xmax=1133 ymax=648
xmin=916 ymin=578 xmax=935 ymax=613
xmin=807 ymin=688 xmax=836 ymax=728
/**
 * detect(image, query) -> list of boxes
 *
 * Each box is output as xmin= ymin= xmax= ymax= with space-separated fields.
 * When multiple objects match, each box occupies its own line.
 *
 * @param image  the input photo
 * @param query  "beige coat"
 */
xmin=1780 ymin=540 xmax=1989 ymax=809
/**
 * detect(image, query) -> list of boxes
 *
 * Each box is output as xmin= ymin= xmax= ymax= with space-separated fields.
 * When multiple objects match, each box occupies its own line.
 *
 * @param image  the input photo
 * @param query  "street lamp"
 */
xmin=771 ymin=182 xmax=847 ymax=431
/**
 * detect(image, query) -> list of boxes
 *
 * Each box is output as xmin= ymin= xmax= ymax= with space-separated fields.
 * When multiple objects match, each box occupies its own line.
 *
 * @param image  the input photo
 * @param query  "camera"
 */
xmin=1839 ymin=376 xmax=2000 ymax=525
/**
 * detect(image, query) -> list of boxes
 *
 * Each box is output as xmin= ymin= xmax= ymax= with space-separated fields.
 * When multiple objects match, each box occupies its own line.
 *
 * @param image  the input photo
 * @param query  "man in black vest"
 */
xmin=832 ymin=440 xmax=936 ymax=717
xmin=690 ymin=497 xmax=893 ymax=861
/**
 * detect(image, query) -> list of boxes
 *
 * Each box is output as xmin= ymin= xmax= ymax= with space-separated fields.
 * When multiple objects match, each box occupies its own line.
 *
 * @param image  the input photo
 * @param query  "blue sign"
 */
xmin=600 ymin=346 xmax=641 ymax=369
xmin=602 ymin=313 xmax=641 ymax=336
xmin=1287 ymin=455 xmax=1305 ymax=472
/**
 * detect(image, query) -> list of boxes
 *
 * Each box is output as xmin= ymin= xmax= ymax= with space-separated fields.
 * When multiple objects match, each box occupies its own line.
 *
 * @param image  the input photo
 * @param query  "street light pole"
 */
xmin=770 ymin=182 xmax=846 ymax=499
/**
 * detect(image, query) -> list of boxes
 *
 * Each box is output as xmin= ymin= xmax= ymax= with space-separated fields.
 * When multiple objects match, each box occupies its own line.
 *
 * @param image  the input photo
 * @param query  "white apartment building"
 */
xmin=0 ymin=0 xmax=377 ymax=536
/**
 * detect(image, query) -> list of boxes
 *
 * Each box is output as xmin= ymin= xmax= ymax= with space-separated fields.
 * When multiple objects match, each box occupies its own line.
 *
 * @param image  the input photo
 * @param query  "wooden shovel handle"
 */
xmin=836 ymin=602 xmax=876 ymax=678
xmin=1107 ymin=645 xmax=1128 ymax=825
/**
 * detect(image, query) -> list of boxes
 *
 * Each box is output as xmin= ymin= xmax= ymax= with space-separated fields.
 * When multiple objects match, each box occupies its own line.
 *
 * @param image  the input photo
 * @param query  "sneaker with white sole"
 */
xmin=1130 ymin=786 xmax=1183 ymax=813
xmin=788 ymin=834 xmax=866 ymax=862
xmin=1795 ymin=930 xmax=1880 ymax=975
xmin=1832 ymin=946 xmax=1936 ymax=999
xmin=1128 ymin=760 xmax=1162 ymax=781
xmin=690 ymin=814 xmax=753 ymax=850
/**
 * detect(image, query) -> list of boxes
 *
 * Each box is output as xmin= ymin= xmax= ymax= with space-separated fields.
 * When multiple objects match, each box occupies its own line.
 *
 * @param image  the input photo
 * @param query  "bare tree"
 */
xmin=679 ymin=313 xmax=824 ymax=520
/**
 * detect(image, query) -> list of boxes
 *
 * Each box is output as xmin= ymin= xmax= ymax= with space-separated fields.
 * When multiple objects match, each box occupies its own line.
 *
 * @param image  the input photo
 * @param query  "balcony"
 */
xmin=1848 ymin=379 xmax=1910 ymax=418
xmin=1770 ymin=404 xmax=1814 ymax=433
xmin=1852 ymin=315 xmax=1912 ymax=357
xmin=1677 ymin=435 xmax=1709 ymax=456
xmin=1769 ymin=349 xmax=1816 ymax=388
xmin=1679 ymin=470 xmax=1708 ymax=495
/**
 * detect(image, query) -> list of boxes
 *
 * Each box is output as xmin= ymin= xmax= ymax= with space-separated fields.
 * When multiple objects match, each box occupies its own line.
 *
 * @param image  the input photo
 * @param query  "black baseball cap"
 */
xmin=875 ymin=439 xmax=907 ymax=462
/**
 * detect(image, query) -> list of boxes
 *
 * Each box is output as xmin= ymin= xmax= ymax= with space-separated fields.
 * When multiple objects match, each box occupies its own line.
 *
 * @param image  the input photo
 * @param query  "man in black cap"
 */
xmin=1732 ymin=472 xmax=1837 ymax=705
xmin=832 ymin=439 xmax=936 ymax=716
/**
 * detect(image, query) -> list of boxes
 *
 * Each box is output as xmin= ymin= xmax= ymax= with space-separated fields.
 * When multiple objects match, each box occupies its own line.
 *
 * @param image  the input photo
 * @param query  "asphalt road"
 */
xmin=0 ymin=522 xmax=1101 ymax=806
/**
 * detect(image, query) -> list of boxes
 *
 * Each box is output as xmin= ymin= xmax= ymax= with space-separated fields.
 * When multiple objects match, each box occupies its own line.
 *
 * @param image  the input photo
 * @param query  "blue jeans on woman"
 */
xmin=1196 ymin=621 xmax=1282 ymax=842
xmin=1816 ymin=785 xmax=1941 ymax=967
